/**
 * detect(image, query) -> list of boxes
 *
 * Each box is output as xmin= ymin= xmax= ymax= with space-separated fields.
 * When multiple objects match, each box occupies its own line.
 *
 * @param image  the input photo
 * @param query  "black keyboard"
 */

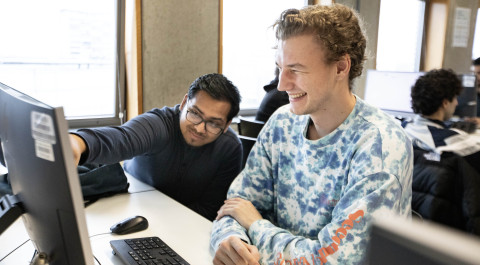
xmin=110 ymin=237 xmax=190 ymax=265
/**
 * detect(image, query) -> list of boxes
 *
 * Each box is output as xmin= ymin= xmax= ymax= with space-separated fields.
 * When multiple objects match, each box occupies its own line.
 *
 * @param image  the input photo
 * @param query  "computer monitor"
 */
xmin=0 ymin=82 xmax=94 ymax=265
xmin=454 ymin=73 xmax=477 ymax=118
xmin=363 ymin=70 xmax=424 ymax=118
xmin=364 ymin=70 xmax=478 ymax=119
xmin=367 ymin=217 xmax=480 ymax=265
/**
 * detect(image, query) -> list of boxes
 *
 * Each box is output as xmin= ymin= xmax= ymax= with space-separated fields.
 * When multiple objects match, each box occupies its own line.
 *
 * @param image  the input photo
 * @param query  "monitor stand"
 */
xmin=31 ymin=251 xmax=49 ymax=265
xmin=0 ymin=194 xmax=24 ymax=234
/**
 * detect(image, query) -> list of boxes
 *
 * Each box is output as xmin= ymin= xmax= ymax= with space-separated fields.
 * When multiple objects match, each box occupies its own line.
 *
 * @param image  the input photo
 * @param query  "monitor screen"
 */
xmin=0 ymin=82 xmax=94 ymax=265
xmin=367 ymin=217 xmax=480 ymax=265
xmin=364 ymin=70 xmax=478 ymax=119
xmin=363 ymin=70 xmax=424 ymax=118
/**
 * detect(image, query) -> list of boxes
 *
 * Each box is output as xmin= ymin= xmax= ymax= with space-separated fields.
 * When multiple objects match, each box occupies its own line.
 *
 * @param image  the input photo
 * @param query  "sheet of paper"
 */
xmin=452 ymin=7 xmax=471 ymax=48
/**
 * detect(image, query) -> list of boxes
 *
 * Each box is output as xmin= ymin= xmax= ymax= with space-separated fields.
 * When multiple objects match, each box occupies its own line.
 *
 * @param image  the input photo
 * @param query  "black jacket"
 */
xmin=412 ymin=148 xmax=480 ymax=235
xmin=255 ymin=78 xmax=289 ymax=122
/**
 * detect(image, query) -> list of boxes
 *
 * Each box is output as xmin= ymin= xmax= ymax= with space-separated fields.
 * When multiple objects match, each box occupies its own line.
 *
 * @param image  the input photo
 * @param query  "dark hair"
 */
xmin=273 ymin=4 xmax=366 ymax=89
xmin=473 ymin=57 xmax=480 ymax=66
xmin=411 ymin=69 xmax=463 ymax=116
xmin=187 ymin=73 xmax=241 ymax=121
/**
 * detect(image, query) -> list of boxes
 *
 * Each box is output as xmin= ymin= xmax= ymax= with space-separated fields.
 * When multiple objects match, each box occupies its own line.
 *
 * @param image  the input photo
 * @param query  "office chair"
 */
xmin=238 ymin=116 xmax=265 ymax=138
xmin=238 ymin=135 xmax=257 ymax=169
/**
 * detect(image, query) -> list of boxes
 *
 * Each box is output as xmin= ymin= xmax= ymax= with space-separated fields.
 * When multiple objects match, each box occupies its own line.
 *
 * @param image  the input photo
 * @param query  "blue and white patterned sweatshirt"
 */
xmin=210 ymin=96 xmax=413 ymax=264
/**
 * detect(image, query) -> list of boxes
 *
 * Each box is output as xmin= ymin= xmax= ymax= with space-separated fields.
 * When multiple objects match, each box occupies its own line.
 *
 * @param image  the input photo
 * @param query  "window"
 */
xmin=222 ymin=0 xmax=305 ymax=112
xmin=376 ymin=0 xmax=426 ymax=72
xmin=472 ymin=8 xmax=480 ymax=60
xmin=0 ymin=0 xmax=125 ymax=128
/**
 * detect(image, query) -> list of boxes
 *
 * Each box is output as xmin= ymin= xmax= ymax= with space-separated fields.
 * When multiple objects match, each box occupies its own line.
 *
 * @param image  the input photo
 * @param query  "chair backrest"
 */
xmin=238 ymin=116 xmax=265 ymax=138
xmin=238 ymin=135 xmax=257 ymax=169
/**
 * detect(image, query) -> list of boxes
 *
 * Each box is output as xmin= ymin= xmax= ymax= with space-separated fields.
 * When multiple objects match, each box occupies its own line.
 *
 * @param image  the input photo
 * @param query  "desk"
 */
xmin=0 ymin=174 xmax=214 ymax=264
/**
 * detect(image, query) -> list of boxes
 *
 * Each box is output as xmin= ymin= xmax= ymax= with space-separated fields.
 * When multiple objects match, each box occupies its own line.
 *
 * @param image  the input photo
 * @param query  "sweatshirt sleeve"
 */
xmin=72 ymin=110 xmax=170 ymax=165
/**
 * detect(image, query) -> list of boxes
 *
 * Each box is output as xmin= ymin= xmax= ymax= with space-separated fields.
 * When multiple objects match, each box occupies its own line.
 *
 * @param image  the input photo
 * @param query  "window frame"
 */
xmin=68 ymin=0 xmax=126 ymax=128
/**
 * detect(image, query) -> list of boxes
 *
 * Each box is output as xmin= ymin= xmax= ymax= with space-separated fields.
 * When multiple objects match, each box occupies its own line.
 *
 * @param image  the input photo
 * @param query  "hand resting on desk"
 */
xmin=213 ymin=236 xmax=260 ymax=265
xmin=213 ymin=198 xmax=262 ymax=265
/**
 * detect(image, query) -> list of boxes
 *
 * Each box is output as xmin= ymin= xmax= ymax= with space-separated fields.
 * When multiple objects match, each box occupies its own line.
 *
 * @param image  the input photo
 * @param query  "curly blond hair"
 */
xmin=273 ymin=4 xmax=366 ymax=88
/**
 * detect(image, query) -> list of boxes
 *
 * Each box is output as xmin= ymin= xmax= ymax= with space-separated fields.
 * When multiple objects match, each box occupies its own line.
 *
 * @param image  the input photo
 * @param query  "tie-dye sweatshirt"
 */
xmin=210 ymin=96 xmax=413 ymax=265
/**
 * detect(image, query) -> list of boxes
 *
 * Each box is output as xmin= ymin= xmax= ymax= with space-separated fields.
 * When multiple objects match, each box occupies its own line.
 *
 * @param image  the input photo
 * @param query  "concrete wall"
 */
xmin=141 ymin=0 xmax=219 ymax=111
xmin=443 ymin=0 xmax=479 ymax=73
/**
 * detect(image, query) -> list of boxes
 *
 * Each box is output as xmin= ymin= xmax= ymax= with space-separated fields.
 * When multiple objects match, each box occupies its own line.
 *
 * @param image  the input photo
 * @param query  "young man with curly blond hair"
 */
xmin=211 ymin=4 xmax=413 ymax=265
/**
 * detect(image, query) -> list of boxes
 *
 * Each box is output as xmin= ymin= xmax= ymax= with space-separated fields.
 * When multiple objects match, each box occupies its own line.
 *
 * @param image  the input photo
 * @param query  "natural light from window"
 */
xmin=376 ymin=0 xmax=425 ymax=72
xmin=472 ymin=9 xmax=480 ymax=60
xmin=222 ymin=0 xmax=305 ymax=110
xmin=0 ymin=0 xmax=117 ymax=119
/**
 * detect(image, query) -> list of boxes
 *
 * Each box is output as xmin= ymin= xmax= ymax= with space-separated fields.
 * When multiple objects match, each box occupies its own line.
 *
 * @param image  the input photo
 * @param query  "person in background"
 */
xmin=403 ymin=68 xmax=480 ymax=174
xmin=472 ymin=57 xmax=480 ymax=117
xmin=69 ymin=73 xmax=243 ymax=221
xmin=210 ymin=4 xmax=413 ymax=265
xmin=254 ymin=68 xmax=289 ymax=122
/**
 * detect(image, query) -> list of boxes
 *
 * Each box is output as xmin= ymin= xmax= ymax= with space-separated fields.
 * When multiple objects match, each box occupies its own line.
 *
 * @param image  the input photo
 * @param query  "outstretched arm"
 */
xmin=69 ymin=134 xmax=87 ymax=165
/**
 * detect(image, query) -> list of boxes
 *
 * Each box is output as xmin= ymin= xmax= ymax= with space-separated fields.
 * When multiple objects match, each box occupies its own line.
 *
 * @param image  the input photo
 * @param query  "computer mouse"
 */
xmin=110 ymin=215 xmax=149 ymax=235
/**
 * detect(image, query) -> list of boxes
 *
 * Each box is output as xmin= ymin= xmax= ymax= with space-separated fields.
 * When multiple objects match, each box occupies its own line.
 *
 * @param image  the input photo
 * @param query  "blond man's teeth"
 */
xmin=290 ymin=93 xmax=306 ymax=99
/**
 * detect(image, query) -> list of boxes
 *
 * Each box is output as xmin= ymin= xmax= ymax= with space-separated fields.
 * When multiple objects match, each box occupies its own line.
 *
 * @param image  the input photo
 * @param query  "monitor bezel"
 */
xmin=368 ymin=217 xmax=480 ymax=265
xmin=0 ymin=81 xmax=94 ymax=265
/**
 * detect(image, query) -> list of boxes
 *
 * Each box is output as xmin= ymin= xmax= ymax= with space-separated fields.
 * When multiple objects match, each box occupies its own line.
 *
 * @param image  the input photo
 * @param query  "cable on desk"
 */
xmin=94 ymin=255 xmax=102 ymax=265
xmin=0 ymin=231 xmax=111 ymax=263
xmin=31 ymin=249 xmax=37 ymax=263
xmin=88 ymin=232 xmax=115 ymax=265
xmin=89 ymin=231 xmax=112 ymax=238
xmin=128 ymin=189 xmax=156 ymax=195
xmin=0 ymin=238 xmax=30 ymax=262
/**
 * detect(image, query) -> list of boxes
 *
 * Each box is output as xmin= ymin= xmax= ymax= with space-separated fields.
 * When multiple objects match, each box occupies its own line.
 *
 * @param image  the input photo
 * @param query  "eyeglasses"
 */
xmin=186 ymin=110 xmax=225 ymax=135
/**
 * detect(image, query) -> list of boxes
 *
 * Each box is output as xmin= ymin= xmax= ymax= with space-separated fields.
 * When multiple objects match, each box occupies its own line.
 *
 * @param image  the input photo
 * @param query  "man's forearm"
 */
xmin=69 ymin=134 xmax=87 ymax=165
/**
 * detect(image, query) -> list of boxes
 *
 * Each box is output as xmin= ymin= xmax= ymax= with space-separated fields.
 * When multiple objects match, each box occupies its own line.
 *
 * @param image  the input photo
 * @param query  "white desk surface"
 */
xmin=0 ymin=173 xmax=214 ymax=265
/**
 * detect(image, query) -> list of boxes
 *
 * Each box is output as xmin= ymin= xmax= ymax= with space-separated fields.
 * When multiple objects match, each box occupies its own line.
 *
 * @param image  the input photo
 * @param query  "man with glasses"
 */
xmin=69 ymin=73 xmax=242 ymax=221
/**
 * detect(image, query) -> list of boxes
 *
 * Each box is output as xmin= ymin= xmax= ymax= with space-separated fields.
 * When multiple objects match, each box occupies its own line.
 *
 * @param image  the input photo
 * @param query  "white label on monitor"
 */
xmin=31 ymin=111 xmax=56 ymax=144
xmin=35 ymin=140 xmax=55 ymax=162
